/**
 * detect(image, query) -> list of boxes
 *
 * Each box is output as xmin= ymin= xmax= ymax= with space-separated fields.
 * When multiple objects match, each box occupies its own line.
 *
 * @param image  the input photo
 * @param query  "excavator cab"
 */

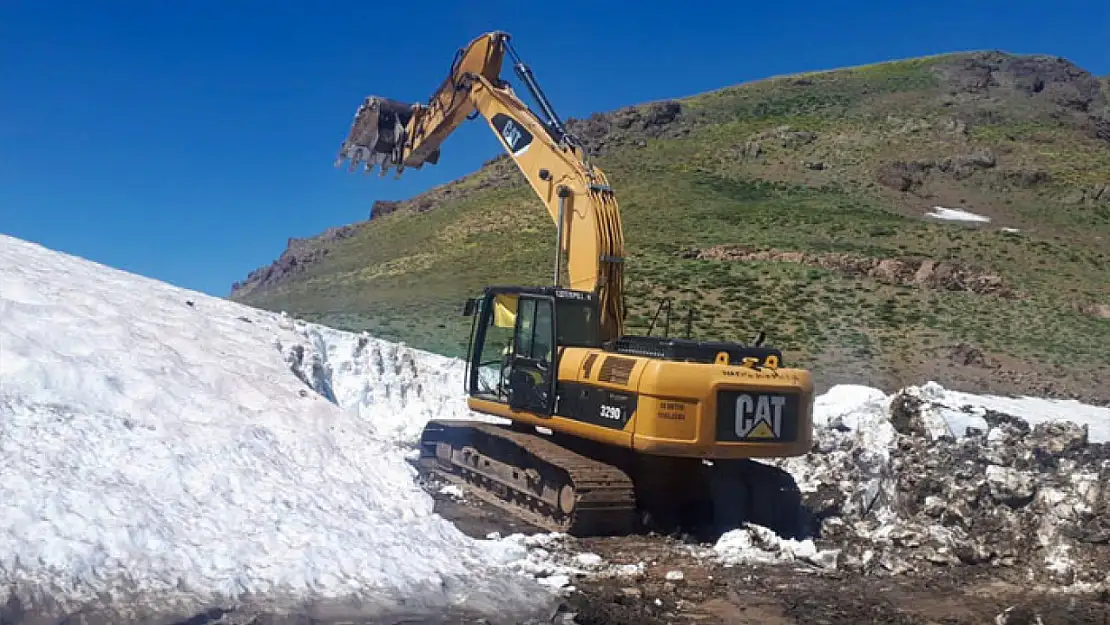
xmin=462 ymin=286 xmax=600 ymax=416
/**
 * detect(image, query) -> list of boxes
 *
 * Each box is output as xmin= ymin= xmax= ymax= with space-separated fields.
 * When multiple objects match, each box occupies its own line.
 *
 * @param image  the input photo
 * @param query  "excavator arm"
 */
xmin=334 ymin=31 xmax=626 ymax=341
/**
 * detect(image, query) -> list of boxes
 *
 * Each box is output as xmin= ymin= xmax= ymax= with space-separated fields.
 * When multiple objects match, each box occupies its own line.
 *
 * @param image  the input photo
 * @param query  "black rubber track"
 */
xmin=417 ymin=419 xmax=640 ymax=536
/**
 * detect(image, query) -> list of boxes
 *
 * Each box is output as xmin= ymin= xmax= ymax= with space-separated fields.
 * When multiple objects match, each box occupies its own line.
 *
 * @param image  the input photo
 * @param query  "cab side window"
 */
xmin=513 ymin=297 xmax=553 ymax=362
xmin=532 ymin=299 xmax=553 ymax=362
xmin=515 ymin=298 xmax=536 ymax=359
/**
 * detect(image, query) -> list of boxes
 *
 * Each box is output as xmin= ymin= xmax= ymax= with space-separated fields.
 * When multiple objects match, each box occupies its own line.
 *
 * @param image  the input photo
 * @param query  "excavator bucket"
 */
xmin=334 ymin=96 xmax=438 ymax=177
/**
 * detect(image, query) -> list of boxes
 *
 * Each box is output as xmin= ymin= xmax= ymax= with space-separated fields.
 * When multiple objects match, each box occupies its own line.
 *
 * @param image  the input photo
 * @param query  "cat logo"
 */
xmin=491 ymin=113 xmax=533 ymax=157
xmin=734 ymin=393 xmax=785 ymax=439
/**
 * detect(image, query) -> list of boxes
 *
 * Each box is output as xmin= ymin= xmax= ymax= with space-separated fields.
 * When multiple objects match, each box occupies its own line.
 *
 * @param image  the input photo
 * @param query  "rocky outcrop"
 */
xmin=932 ymin=52 xmax=1110 ymax=143
xmin=876 ymin=160 xmax=933 ymax=192
xmin=565 ymin=100 xmax=688 ymax=156
xmin=753 ymin=125 xmax=818 ymax=149
xmin=947 ymin=342 xmax=1002 ymax=369
xmin=736 ymin=141 xmax=762 ymax=160
xmin=369 ymin=200 xmax=403 ymax=219
xmin=366 ymin=156 xmax=524 ymax=221
xmin=933 ymin=52 xmax=1105 ymax=111
xmin=684 ymin=246 xmax=1011 ymax=296
xmin=1091 ymin=115 xmax=1110 ymax=143
xmin=874 ymin=149 xmax=1011 ymax=192
xmin=875 ymin=148 xmax=1054 ymax=194
xmin=734 ymin=125 xmax=819 ymax=161
xmin=1001 ymin=168 xmax=1050 ymax=188
xmin=230 ymin=225 xmax=357 ymax=295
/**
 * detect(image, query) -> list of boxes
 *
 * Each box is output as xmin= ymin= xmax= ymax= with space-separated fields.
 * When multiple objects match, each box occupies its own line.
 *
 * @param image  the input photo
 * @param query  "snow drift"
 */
xmin=0 ymin=234 xmax=557 ymax=624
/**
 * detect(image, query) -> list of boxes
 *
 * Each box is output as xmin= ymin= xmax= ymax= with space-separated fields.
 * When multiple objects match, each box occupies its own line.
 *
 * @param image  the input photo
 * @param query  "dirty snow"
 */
xmin=926 ymin=206 xmax=992 ymax=222
xmin=713 ymin=524 xmax=840 ymax=570
xmin=732 ymin=381 xmax=1110 ymax=588
xmin=0 ymin=234 xmax=554 ymax=623
xmin=482 ymin=533 xmax=644 ymax=593
xmin=908 ymin=381 xmax=1110 ymax=443
xmin=439 ymin=484 xmax=467 ymax=499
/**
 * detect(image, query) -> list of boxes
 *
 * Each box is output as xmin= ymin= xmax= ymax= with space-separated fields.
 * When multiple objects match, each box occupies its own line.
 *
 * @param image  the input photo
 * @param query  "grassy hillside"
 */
xmin=231 ymin=51 xmax=1110 ymax=404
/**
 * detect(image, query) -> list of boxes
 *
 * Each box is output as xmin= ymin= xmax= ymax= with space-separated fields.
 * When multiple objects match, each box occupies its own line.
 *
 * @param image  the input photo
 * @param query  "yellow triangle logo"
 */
xmin=747 ymin=421 xmax=776 ymax=439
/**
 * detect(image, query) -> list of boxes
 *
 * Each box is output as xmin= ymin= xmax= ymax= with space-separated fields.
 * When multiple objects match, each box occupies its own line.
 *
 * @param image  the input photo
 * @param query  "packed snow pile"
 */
xmin=276 ymin=314 xmax=506 ymax=447
xmin=745 ymin=382 xmax=1110 ymax=588
xmin=0 ymin=234 xmax=556 ymax=624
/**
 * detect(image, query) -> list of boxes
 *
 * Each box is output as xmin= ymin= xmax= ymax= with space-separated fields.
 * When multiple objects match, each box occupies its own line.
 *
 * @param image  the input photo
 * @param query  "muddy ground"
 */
xmin=424 ymin=478 xmax=1110 ymax=625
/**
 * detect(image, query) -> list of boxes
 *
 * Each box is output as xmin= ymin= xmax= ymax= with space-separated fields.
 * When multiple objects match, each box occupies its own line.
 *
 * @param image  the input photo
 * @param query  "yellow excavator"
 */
xmin=335 ymin=31 xmax=816 ymax=538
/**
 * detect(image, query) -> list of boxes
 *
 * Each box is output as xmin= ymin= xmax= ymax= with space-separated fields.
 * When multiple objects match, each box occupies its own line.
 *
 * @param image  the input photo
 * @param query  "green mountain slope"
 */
xmin=230 ymin=51 xmax=1110 ymax=403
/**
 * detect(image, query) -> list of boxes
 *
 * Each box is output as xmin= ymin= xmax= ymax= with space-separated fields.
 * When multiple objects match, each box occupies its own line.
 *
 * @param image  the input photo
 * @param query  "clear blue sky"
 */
xmin=2 ymin=0 xmax=1107 ymax=297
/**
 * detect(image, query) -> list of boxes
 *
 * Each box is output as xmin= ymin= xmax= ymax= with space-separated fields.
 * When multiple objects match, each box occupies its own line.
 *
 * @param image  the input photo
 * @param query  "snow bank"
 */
xmin=723 ymin=381 xmax=1110 ymax=588
xmin=0 ymin=234 xmax=556 ymax=624
xmin=909 ymin=382 xmax=1110 ymax=442
xmin=277 ymin=318 xmax=506 ymax=448
xmin=925 ymin=206 xmax=992 ymax=222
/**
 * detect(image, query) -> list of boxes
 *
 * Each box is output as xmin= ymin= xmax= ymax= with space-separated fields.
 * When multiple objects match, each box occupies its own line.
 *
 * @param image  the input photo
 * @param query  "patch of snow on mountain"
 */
xmin=925 ymin=206 xmax=992 ymax=222
xmin=0 ymin=234 xmax=555 ymax=624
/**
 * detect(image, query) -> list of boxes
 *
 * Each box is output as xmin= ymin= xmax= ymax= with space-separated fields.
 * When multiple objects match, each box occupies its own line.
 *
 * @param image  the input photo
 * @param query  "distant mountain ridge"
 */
xmin=230 ymin=50 xmax=1110 ymax=404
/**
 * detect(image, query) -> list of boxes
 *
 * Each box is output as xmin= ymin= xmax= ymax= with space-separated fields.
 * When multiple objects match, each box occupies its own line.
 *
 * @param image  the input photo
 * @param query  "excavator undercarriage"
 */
xmin=416 ymin=418 xmax=809 ymax=540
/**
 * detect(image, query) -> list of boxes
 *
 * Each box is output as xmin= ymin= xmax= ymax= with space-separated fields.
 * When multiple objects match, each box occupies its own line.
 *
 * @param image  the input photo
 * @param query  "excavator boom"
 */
xmin=335 ymin=31 xmax=626 ymax=341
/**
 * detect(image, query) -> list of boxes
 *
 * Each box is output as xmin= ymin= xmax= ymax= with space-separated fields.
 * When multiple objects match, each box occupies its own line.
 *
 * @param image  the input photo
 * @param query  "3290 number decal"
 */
xmin=599 ymin=404 xmax=622 ymax=421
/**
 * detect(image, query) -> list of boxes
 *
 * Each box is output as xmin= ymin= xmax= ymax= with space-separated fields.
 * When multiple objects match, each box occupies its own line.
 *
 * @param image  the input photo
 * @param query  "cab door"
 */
xmin=507 ymin=295 xmax=557 ymax=416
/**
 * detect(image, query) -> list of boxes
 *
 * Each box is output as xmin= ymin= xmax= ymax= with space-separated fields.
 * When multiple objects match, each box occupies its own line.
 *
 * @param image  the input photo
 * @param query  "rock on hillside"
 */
xmin=929 ymin=52 xmax=1110 ymax=146
xmin=685 ymin=246 xmax=1012 ymax=297
xmin=230 ymin=225 xmax=357 ymax=295
xmin=564 ymin=100 xmax=689 ymax=156
xmin=934 ymin=52 xmax=1106 ymax=114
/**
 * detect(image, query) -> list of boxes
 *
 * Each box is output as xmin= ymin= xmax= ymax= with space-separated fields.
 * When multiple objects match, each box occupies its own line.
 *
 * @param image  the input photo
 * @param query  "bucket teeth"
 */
xmin=334 ymin=96 xmax=415 ymax=176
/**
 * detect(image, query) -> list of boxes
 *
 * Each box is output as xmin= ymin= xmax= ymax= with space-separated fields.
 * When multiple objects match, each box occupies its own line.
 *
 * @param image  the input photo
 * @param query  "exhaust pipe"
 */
xmin=334 ymin=96 xmax=418 ymax=176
